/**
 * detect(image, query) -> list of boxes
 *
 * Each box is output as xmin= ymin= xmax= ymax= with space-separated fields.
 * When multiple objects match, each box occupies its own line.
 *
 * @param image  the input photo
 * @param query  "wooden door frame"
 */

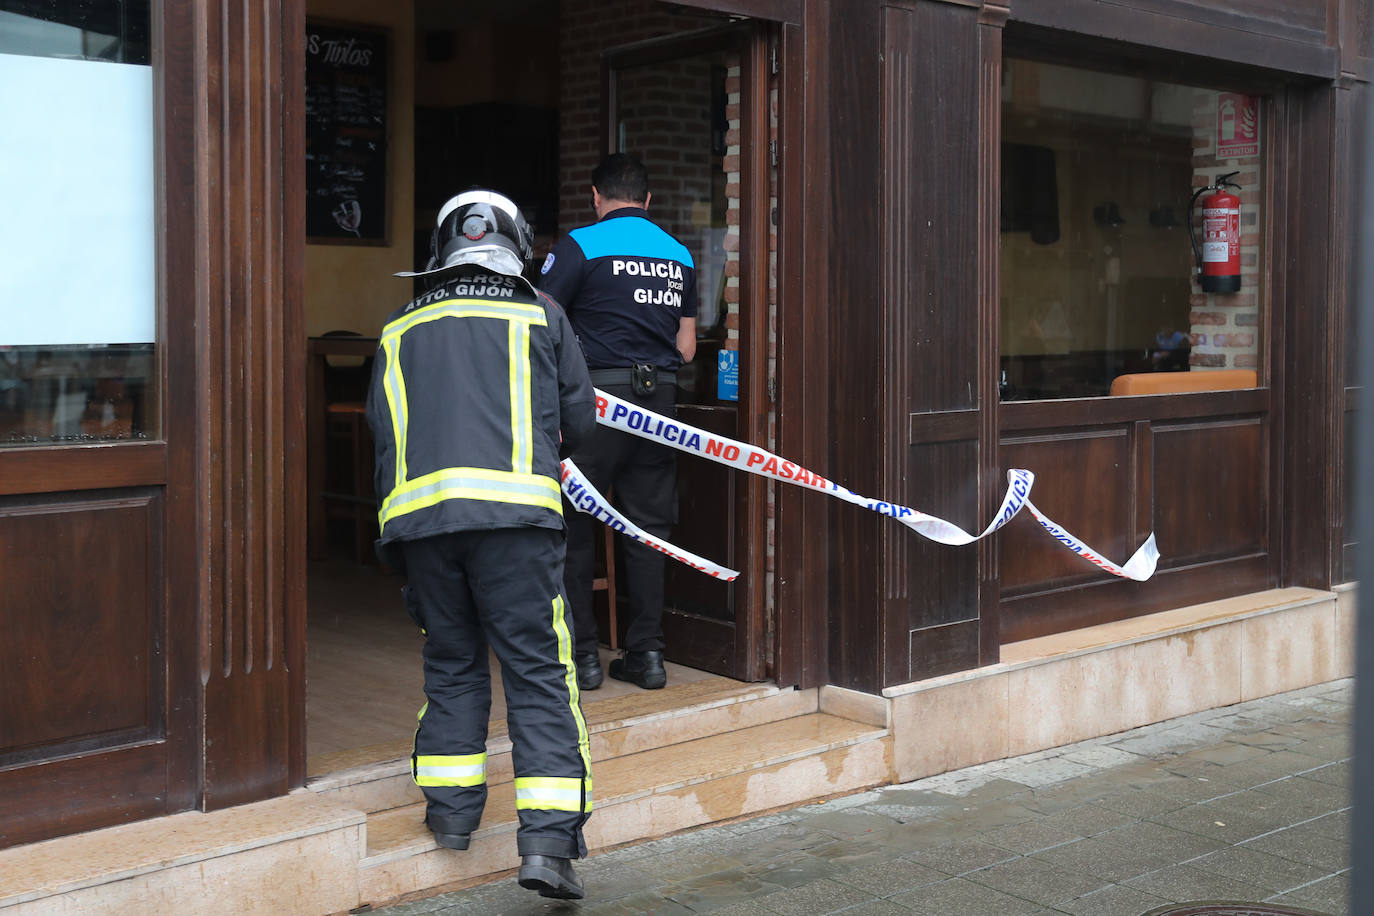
xmin=773 ymin=11 xmax=830 ymax=691
xmin=601 ymin=23 xmax=772 ymax=681
xmin=178 ymin=0 xmax=306 ymax=807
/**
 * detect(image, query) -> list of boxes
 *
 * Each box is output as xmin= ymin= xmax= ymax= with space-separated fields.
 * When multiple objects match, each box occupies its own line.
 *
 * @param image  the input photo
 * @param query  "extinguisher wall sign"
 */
xmin=1217 ymin=93 xmax=1260 ymax=158
xmin=1190 ymin=172 xmax=1242 ymax=294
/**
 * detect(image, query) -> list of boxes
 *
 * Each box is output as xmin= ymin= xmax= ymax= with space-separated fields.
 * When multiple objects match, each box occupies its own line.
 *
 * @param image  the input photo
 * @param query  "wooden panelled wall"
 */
xmin=184 ymin=0 xmax=307 ymax=809
xmin=774 ymin=0 xmax=1367 ymax=693
xmin=1339 ymin=0 xmax=1369 ymax=583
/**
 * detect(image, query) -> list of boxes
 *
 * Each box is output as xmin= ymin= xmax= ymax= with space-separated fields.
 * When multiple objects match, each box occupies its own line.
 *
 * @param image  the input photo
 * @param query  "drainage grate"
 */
xmin=1142 ymin=903 xmax=1333 ymax=916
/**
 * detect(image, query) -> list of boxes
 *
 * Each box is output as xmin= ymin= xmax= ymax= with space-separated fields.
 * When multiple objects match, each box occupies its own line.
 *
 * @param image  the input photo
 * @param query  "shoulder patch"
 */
xmin=540 ymin=252 xmax=556 ymax=275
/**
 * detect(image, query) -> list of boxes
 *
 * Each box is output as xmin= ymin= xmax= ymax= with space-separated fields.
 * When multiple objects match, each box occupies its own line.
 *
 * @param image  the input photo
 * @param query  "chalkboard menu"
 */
xmin=305 ymin=21 xmax=388 ymax=242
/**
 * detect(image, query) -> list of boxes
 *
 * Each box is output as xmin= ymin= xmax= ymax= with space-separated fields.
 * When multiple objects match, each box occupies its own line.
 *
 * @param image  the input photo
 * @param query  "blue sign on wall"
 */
xmin=717 ymin=348 xmax=739 ymax=402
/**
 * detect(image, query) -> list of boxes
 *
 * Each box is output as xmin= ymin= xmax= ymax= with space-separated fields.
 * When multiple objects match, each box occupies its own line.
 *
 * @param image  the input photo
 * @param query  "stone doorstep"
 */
xmin=308 ymin=680 xmax=818 ymax=815
xmin=361 ymin=711 xmax=891 ymax=864
xmin=0 ymin=792 xmax=365 ymax=911
xmin=1001 ymin=586 xmax=1337 ymax=671
xmin=306 ymin=676 xmax=788 ymax=781
xmin=884 ymin=587 xmax=1350 ymax=785
xmin=883 ymin=586 xmax=1341 ymax=700
xmin=9 ymin=588 xmax=1340 ymax=913
xmin=0 ymin=683 xmax=841 ymax=915
xmin=356 ymin=722 xmax=894 ymax=906
xmin=0 ymin=713 xmax=886 ymax=914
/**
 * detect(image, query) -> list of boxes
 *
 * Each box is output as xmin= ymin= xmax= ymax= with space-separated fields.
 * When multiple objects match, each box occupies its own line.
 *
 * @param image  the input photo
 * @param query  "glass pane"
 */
xmin=1000 ymin=60 xmax=1265 ymax=400
xmin=0 ymin=345 xmax=155 ymax=444
xmin=614 ymin=48 xmax=735 ymax=405
xmin=0 ymin=0 xmax=156 ymax=446
xmin=0 ymin=0 xmax=150 ymax=63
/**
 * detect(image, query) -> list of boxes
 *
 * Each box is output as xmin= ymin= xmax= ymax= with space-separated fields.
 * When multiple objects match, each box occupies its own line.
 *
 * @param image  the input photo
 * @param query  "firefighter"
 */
xmin=366 ymin=189 xmax=597 ymax=899
xmin=540 ymin=153 xmax=699 ymax=692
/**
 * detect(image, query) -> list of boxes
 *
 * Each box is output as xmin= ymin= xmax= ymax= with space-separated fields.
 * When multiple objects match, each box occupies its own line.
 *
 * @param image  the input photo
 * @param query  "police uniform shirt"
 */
xmin=538 ymin=207 xmax=698 ymax=371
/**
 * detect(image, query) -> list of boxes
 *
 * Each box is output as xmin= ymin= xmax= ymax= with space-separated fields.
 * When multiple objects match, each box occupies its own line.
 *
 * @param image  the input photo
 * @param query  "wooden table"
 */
xmin=307 ymin=335 xmax=379 ymax=560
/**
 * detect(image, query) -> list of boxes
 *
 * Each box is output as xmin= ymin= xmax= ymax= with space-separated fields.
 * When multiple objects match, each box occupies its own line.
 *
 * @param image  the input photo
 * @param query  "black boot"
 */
xmin=424 ymin=814 xmax=470 ymax=850
xmin=575 ymin=651 xmax=603 ymax=690
xmin=518 ymin=854 xmax=584 ymax=899
xmin=432 ymin=831 xmax=470 ymax=850
xmin=608 ymin=650 xmax=666 ymax=689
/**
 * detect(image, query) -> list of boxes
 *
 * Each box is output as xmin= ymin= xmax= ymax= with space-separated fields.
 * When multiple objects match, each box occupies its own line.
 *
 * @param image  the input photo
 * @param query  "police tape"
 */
xmin=559 ymin=458 xmax=742 ymax=581
xmin=580 ymin=389 xmax=1160 ymax=582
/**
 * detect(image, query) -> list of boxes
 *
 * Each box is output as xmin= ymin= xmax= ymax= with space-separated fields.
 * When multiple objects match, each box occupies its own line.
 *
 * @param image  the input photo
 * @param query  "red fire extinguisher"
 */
xmin=1188 ymin=171 xmax=1242 ymax=293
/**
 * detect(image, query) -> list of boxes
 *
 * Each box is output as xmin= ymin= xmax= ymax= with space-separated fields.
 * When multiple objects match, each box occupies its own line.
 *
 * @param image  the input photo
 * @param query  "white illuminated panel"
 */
xmin=0 ymin=53 xmax=155 ymax=346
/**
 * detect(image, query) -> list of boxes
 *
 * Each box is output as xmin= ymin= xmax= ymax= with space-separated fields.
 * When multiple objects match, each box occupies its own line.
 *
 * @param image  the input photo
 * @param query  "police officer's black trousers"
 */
xmin=400 ymin=527 xmax=592 ymax=859
xmin=564 ymin=382 xmax=678 ymax=657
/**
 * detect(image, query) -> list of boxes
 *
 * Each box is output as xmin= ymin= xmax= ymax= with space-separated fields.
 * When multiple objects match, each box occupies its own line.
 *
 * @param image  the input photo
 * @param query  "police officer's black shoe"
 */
xmin=518 ymin=854 xmax=584 ymax=899
xmin=575 ymin=651 xmax=603 ymax=690
xmin=608 ymin=650 xmax=667 ymax=690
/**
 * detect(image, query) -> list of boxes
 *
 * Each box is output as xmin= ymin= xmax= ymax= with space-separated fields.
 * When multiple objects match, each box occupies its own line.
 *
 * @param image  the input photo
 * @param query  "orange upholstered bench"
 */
xmin=1109 ymin=369 xmax=1258 ymax=396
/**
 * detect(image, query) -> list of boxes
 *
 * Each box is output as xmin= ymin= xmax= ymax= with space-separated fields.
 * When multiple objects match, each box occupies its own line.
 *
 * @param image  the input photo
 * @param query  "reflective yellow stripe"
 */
xmin=379 ymin=467 xmax=562 ymax=527
xmin=381 ymin=299 xmax=549 ymax=341
xmin=382 ymin=336 xmax=409 ymax=494
xmin=415 ymin=753 xmax=487 ymax=788
xmin=509 ymin=321 xmax=533 ymax=474
xmin=552 ymin=594 xmax=593 ymax=811
xmin=514 ymin=775 xmax=593 ymax=812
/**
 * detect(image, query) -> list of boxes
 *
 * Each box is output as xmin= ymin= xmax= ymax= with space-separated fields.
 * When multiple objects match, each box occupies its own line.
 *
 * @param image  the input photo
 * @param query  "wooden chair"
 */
xmin=320 ymin=331 xmax=376 ymax=564
xmin=593 ymin=526 xmax=618 ymax=649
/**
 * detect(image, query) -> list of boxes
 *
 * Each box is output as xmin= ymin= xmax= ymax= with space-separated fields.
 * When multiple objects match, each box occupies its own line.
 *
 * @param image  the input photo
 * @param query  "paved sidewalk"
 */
xmin=374 ymin=679 xmax=1353 ymax=916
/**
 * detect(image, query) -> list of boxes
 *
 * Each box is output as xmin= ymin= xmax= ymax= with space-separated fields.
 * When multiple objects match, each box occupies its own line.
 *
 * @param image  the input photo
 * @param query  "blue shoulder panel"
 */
xmin=569 ymin=217 xmax=695 ymax=268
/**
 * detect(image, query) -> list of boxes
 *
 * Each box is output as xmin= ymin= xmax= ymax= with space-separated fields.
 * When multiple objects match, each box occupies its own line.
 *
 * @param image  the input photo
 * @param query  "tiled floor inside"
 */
xmin=306 ymin=550 xmax=717 ymax=774
xmin=374 ymin=679 xmax=1353 ymax=916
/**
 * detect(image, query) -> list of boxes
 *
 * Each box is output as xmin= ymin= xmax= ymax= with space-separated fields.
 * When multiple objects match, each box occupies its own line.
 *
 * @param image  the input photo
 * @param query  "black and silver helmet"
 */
xmin=398 ymin=189 xmax=534 ymax=280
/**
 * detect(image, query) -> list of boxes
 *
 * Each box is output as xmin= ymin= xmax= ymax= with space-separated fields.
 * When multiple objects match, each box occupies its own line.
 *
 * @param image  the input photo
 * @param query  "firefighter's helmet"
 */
xmin=400 ymin=189 xmax=534 ymax=279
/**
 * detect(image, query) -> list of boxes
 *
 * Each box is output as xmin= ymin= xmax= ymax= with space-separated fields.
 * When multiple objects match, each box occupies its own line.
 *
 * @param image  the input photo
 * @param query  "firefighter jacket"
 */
xmin=366 ymin=266 xmax=596 ymax=550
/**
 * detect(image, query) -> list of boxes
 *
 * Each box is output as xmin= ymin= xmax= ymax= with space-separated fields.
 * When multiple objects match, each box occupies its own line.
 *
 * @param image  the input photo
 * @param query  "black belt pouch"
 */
xmin=631 ymin=363 xmax=657 ymax=397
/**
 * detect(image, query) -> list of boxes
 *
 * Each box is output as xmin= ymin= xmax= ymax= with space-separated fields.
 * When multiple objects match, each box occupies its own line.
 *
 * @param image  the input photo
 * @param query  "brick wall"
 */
xmin=556 ymin=0 xmax=713 ymax=235
xmin=618 ymin=54 xmax=721 ymax=301
xmin=723 ymin=66 xmax=742 ymax=350
xmin=1189 ymin=90 xmax=1263 ymax=372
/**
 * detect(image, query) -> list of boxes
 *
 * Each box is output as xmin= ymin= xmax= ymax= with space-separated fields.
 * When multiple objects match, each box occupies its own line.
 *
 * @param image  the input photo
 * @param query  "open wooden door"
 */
xmin=603 ymin=23 xmax=774 ymax=680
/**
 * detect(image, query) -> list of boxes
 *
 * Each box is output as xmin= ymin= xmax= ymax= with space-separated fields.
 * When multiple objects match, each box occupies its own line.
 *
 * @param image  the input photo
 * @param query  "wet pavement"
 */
xmin=372 ymin=679 xmax=1353 ymax=916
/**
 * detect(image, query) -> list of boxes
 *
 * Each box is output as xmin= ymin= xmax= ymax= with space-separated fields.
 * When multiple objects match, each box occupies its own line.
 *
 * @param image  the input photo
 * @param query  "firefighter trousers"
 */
xmin=400 ymin=527 xmax=592 ymax=859
xmin=563 ymin=382 xmax=678 ymax=657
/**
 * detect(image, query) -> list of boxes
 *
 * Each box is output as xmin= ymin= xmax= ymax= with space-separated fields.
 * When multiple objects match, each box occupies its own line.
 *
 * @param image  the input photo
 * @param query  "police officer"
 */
xmin=366 ymin=189 xmax=596 ymax=899
xmin=540 ymin=153 xmax=698 ymax=692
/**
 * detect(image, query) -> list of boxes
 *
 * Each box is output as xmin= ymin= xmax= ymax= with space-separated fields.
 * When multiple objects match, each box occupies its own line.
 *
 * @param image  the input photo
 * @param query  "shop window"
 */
xmin=0 ymin=0 xmax=156 ymax=446
xmin=999 ymin=59 xmax=1265 ymax=401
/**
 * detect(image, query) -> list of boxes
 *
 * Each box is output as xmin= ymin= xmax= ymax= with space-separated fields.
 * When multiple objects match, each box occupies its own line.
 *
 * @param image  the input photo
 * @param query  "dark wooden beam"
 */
xmin=1281 ymin=83 xmax=1342 ymax=590
xmin=0 ymin=443 xmax=166 ymax=496
xmin=1009 ymin=0 xmax=1338 ymax=80
xmin=670 ymin=0 xmax=801 ymax=25
xmin=978 ymin=2 xmax=1008 ymax=668
xmin=192 ymin=0 xmax=299 ymax=810
xmin=774 ymin=11 xmax=832 ymax=689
